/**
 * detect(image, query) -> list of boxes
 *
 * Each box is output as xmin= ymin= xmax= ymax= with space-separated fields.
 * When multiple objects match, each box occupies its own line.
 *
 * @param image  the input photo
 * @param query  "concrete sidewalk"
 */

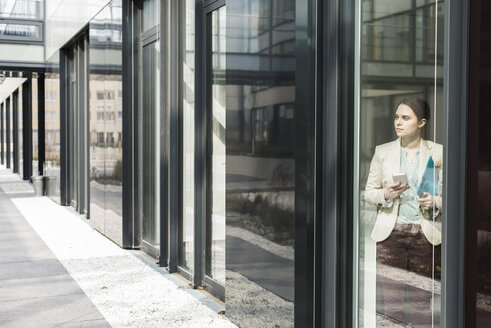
xmin=0 ymin=173 xmax=110 ymax=328
xmin=0 ymin=166 xmax=237 ymax=328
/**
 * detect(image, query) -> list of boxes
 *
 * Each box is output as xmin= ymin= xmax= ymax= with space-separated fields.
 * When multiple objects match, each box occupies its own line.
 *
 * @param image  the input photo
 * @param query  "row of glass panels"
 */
xmin=32 ymin=0 xmax=491 ymax=326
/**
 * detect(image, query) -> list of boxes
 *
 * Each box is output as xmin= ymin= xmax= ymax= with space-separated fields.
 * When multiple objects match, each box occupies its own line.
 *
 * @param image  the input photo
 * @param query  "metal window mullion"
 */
xmin=6 ymin=96 xmax=10 ymax=168
xmin=167 ymin=0 xmax=180 ymax=273
xmin=122 ymin=0 xmax=138 ymax=248
xmin=77 ymin=40 xmax=85 ymax=213
xmin=60 ymin=50 xmax=69 ymax=205
xmin=158 ymin=0 xmax=169 ymax=267
xmin=193 ymin=0 xmax=206 ymax=289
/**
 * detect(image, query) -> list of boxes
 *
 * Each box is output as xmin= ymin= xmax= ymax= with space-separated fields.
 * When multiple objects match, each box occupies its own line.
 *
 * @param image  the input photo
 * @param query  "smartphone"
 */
xmin=392 ymin=173 xmax=408 ymax=184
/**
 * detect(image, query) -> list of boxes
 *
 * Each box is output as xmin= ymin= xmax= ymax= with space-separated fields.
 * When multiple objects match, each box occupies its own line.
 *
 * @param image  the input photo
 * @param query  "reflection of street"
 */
xmin=226 ymin=228 xmax=294 ymax=328
xmin=227 ymin=235 xmax=293 ymax=301
xmin=90 ymin=180 xmax=122 ymax=216
xmin=89 ymin=180 xmax=123 ymax=246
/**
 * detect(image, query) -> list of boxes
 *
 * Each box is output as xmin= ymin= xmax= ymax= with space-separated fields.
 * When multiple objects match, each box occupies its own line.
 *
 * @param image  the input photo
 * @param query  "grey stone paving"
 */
xmin=0 ymin=179 xmax=111 ymax=328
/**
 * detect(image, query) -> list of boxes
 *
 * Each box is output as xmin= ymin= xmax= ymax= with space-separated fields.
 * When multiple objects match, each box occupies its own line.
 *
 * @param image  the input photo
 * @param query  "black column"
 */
xmin=38 ymin=73 xmax=45 ymax=175
xmin=12 ymin=91 xmax=18 ymax=173
xmin=22 ymin=78 xmax=32 ymax=180
xmin=1 ymin=102 xmax=4 ymax=165
xmin=442 ymin=0 xmax=469 ymax=327
xmin=6 ymin=97 xmax=10 ymax=168
xmin=167 ymin=0 xmax=180 ymax=272
xmin=60 ymin=50 xmax=69 ymax=205
xmin=122 ymin=0 xmax=141 ymax=248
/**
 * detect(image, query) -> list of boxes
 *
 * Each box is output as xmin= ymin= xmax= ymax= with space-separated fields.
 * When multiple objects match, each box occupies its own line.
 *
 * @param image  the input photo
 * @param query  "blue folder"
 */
xmin=417 ymin=156 xmax=438 ymax=198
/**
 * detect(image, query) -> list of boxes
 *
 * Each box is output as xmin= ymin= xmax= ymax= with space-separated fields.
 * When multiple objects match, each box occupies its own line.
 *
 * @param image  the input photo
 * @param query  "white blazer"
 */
xmin=365 ymin=138 xmax=443 ymax=246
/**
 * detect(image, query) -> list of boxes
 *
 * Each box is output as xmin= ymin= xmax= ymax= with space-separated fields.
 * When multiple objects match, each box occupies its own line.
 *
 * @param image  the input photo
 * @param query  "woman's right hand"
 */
xmin=384 ymin=182 xmax=410 ymax=200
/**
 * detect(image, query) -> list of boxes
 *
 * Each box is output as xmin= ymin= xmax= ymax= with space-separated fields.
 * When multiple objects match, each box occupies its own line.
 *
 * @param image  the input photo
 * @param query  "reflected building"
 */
xmin=225 ymin=0 xmax=295 ymax=327
xmin=88 ymin=0 xmax=123 ymax=246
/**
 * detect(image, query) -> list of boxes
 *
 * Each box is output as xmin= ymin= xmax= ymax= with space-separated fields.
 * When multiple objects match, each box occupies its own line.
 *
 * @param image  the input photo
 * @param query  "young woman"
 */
xmin=365 ymin=97 xmax=443 ymax=326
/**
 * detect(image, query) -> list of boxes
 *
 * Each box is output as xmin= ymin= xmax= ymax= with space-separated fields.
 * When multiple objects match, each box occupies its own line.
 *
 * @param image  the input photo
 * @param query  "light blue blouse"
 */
xmin=397 ymin=148 xmax=420 ymax=224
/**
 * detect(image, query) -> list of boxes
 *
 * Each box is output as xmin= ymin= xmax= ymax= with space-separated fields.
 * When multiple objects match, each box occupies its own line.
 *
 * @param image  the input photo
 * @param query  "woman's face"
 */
xmin=394 ymin=104 xmax=426 ymax=139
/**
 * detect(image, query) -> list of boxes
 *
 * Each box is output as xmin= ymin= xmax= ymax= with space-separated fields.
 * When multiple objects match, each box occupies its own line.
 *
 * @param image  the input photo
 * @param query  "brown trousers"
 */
xmin=377 ymin=224 xmax=441 ymax=327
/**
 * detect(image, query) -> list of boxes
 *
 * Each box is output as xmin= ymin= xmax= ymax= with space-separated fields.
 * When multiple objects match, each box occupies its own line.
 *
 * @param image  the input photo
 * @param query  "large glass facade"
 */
xmin=355 ymin=0 xmax=444 ymax=326
xmin=225 ymin=0 xmax=295 ymax=326
xmin=179 ymin=0 xmax=195 ymax=274
xmin=89 ymin=0 xmax=123 ymax=246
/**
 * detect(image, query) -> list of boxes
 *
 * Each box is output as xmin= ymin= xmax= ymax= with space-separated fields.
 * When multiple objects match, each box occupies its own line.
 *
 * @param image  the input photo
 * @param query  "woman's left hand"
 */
xmin=417 ymin=192 xmax=435 ymax=210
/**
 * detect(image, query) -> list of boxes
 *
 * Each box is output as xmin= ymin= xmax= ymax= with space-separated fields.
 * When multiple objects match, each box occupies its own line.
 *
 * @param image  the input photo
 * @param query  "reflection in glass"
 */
xmin=45 ymin=54 xmax=61 ymax=203
xmin=143 ymin=0 xmax=159 ymax=32
xmin=89 ymin=0 xmax=123 ymax=246
xmin=225 ymin=0 xmax=295 ymax=327
xmin=356 ymin=0 xmax=444 ymax=327
xmin=68 ymin=49 xmax=78 ymax=205
xmin=141 ymin=40 xmax=160 ymax=247
xmin=0 ymin=23 xmax=40 ymax=39
xmin=206 ymin=6 xmax=226 ymax=285
xmin=0 ymin=0 xmax=44 ymax=19
xmin=179 ymin=0 xmax=195 ymax=273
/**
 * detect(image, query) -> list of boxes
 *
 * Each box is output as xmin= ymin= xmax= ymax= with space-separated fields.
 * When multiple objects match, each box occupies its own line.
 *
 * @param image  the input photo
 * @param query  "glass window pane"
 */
xmin=0 ymin=23 xmax=41 ymax=39
xmin=45 ymin=53 xmax=61 ymax=204
xmin=141 ymin=40 xmax=160 ymax=246
xmin=225 ymin=0 xmax=296 ymax=326
xmin=0 ymin=0 xmax=44 ymax=19
xmin=143 ymin=0 xmax=159 ymax=32
xmin=179 ymin=0 xmax=195 ymax=273
xmin=206 ymin=6 xmax=226 ymax=285
xmin=89 ymin=0 xmax=123 ymax=246
xmin=355 ymin=0 xmax=444 ymax=327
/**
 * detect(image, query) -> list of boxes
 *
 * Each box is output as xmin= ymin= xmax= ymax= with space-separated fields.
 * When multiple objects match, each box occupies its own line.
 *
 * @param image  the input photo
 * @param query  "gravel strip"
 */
xmin=12 ymin=196 xmax=238 ymax=328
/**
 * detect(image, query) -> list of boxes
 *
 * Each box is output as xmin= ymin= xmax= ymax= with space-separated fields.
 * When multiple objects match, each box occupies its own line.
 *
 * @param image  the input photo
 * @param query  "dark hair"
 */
xmin=398 ymin=97 xmax=431 ymax=123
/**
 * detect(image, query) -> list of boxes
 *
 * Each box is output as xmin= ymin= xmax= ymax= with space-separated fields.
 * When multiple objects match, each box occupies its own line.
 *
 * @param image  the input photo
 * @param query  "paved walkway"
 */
xmin=0 ymin=175 xmax=110 ymax=327
xmin=0 ymin=166 xmax=237 ymax=328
